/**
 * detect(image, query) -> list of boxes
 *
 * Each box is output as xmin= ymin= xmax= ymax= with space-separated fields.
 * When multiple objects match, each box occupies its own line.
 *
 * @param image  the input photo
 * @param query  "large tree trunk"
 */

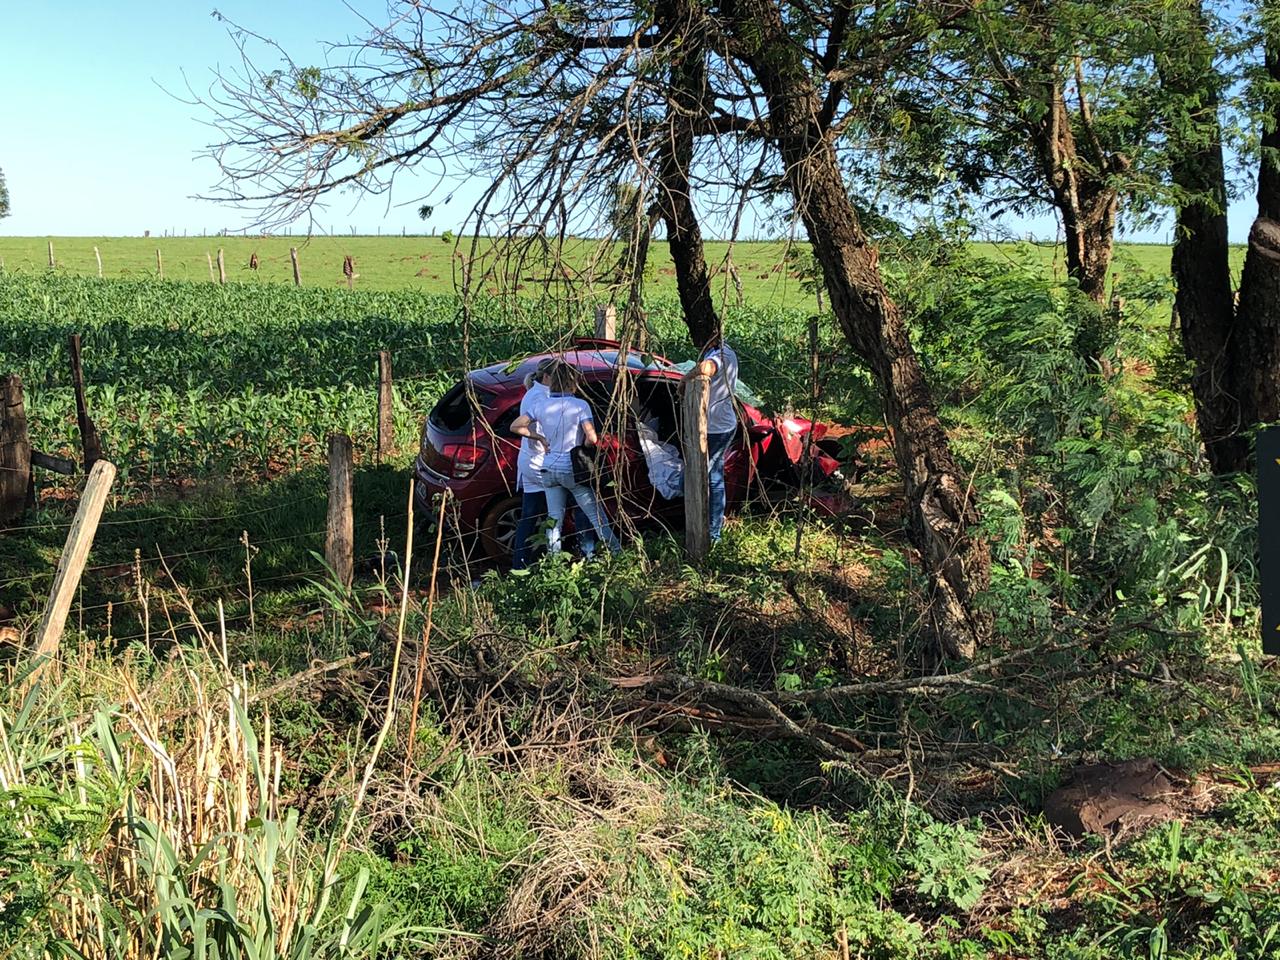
xmin=1157 ymin=3 xmax=1248 ymax=474
xmin=721 ymin=0 xmax=991 ymax=659
xmin=654 ymin=0 xmax=721 ymax=352
xmin=1234 ymin=42 xmax=1280 ymax=430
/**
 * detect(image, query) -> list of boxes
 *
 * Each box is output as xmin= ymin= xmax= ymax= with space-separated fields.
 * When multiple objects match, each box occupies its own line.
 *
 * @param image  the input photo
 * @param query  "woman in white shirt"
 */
xmin=511 ymin=361 xmax=621 ymax=558
xmin=511 ymin=360 xmax=594 ymax=568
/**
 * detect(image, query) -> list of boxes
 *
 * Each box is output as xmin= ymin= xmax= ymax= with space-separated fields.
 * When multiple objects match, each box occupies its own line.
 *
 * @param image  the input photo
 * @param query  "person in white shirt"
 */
xmin=684 ymin=331 xmax=739 ymax=543
xmin=510 ymin=361 xmax=621 ymax=558
xmin=510 ymin=359 xmax=592 ymax=568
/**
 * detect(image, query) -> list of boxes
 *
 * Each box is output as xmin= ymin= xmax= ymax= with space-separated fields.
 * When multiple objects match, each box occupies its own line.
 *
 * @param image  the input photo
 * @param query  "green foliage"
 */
xmin=0 ymin=272 xmax=874 ymax=492
xmin=344 ymin=768 xmax=535 ymax=933
xmin=599 ymin=794 xmax=922 ymax=959
xmin=0 ymin=166 xmax=9 ymax=219
xmin=903 ymin=819 xmax=990 ymax=912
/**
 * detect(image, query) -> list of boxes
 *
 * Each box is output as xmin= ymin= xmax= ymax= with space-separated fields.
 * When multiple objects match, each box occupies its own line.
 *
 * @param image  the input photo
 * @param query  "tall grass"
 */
xmin=0 ymin=630 xmax=409 ymax=959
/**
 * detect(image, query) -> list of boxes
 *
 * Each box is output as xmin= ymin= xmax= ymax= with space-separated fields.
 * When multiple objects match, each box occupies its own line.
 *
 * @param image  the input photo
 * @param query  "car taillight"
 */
xmin=441 ymin=442 xmax=488 ymax=478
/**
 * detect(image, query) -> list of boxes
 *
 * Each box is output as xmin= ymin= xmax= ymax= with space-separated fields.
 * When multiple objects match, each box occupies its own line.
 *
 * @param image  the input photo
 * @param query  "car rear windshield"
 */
xmin=603 ymin=350 xmax=678 ymax=372
xmin=429 ymin=380 xmax=497 ymax=432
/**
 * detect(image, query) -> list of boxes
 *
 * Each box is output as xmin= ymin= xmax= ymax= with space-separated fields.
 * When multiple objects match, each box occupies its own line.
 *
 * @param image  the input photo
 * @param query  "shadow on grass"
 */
xmin=0 ymin=463 xmax=417 ymax=645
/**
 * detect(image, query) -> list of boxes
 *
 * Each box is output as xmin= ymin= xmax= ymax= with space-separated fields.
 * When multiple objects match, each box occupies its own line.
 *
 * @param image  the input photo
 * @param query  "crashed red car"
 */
xmin=414 ymin=338 xmax=845 ymax=558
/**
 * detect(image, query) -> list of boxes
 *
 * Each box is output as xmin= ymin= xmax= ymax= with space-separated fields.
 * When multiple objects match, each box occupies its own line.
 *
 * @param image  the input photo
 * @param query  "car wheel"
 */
xmin=479 ymin=495 xmax=522 ymax=561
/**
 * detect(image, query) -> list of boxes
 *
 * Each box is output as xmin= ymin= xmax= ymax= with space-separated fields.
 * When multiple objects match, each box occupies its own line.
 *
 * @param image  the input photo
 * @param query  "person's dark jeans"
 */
xmin=707 ymin=430 xmax=735 ymax=543
xmin=512 ymin=490 xmax=593 ymax=569
xmin=512 ymin=490 xmax=547 ymax=570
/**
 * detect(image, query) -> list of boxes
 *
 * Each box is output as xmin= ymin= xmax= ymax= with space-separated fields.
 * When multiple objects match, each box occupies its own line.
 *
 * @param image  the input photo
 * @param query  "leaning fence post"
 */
xmin=594 ymin=304 xmax=617 ymax=340
xmin=217 ymin=248 xmax=227 ymax=285
xmin=377 ymin=350 xmax=395 ymax=462
xmin=681 ymin=372 xmax=711 ymax=561
xmin=31 ymin=459 xmax=116 ymax=679
xmin=290 ymin=246 xmax=302 ymax=286
xmin=0 ymin=375 xmax=32 ymax=526
xmin=67 ymin=334 xmax=103 ymax=472
xmin=326 ymin=433 xmax=354 ymax=589
xmin=94 ymin=246 xmax=103 ymax=278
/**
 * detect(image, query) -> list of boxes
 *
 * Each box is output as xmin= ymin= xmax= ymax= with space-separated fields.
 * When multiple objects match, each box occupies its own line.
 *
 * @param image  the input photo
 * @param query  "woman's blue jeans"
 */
xmin=540 ymin=465 xmax=621 ymax=556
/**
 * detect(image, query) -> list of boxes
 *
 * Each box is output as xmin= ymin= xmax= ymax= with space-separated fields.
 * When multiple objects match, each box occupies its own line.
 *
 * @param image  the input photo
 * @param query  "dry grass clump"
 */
xmin=0 ymin=622 xmax=397 ymax=960
xmin=491 ymin=754 xmax=693 ymax=958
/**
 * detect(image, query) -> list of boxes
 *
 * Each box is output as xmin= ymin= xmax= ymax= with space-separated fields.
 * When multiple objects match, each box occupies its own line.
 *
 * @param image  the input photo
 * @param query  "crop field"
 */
xmin=0 ymin=235 xmax=1249 ymax=305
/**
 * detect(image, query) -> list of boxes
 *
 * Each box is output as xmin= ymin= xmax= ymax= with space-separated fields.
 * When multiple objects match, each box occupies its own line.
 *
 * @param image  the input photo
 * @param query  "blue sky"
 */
xmin=0 ymin=1 xmax=1258 ymax=242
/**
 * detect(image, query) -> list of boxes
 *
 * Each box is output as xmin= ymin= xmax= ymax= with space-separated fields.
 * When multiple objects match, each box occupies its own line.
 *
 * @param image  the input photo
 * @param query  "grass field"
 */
xmin=0 ymin=235 xmax=1250 ymax=307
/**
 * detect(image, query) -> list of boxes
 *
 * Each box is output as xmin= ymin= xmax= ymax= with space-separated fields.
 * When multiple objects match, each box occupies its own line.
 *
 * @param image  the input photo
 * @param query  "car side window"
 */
xmin=577 ymin=376 xmax=621 ymax=431
xmin=490 ymin=404 xmax=521 ymax=443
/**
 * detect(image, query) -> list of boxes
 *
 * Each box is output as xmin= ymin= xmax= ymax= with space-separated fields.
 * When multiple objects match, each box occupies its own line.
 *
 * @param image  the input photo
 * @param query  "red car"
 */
xmin=414 ymin=338 xmax=843 ymax=558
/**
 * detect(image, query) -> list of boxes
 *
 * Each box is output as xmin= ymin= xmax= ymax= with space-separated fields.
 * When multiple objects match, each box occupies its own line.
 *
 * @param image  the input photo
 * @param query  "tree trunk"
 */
xmin=722 ymin=0 xmax=991 ymax=659
xmin=1065 ymin=182 xmax=1117 ymax=306
xmin=1234 ymin=42 xmax=1280 ymax=431
xmin=654 ymin=0 xmax=722 ymax=352
xmin=1157 ymin=3 xmax=1247 ymax=474
xmin=1034 ymin=75 xmax=1116 ymax=306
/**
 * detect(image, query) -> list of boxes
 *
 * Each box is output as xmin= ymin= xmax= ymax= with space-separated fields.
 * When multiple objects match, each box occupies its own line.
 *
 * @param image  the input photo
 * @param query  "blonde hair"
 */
xmin=548 ymin=360 xmax=580 ymax=394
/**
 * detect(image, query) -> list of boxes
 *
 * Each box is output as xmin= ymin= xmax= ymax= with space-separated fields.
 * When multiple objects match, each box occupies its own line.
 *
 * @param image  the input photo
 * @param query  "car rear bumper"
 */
xmin=413 ymin=456 xmax=500 ymax=531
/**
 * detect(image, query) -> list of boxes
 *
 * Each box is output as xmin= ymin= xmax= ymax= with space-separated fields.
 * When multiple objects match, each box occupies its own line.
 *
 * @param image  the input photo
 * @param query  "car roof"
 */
xmin=469 ymin=345 xmax=680 ymax=393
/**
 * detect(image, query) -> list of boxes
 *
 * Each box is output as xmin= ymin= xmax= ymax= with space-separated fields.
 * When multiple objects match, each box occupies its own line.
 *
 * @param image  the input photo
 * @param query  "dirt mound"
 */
xmin=1043 ymin=759 xmax=1205 ymax=839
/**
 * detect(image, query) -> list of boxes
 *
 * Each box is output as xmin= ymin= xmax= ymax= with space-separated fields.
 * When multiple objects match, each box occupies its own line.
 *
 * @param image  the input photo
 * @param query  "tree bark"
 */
xmin=654 ymin=0 xmax=722 ymax=352
xmin=721 ymin=0 xmax=992 ymax=659
xmin=1234 ymin=42 xmax=1280 ymax=431
xmin=1032 ymin=70 xmax=1118 ymax=306
xmin=1157 ymin=4 xmax=1247 ymax=474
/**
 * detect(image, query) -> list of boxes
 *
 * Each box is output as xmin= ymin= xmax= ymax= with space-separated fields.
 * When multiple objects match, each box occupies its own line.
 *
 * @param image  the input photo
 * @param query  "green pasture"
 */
xmin=0 ymin=234 xmax=811 ymax=306
xmin=0 ymin=235 xmax=1249 ymax=308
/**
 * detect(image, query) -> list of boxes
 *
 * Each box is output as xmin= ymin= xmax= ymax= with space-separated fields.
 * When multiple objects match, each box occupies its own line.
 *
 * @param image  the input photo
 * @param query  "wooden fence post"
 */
xmin=207 ymin=252 xmax=215 ymax=282
xmin=290 ymin=246 xmax=301 ymax=286
xmin=0 ymin=375 xmax=32 ymax=526
xmin=47 ymin=240 xmax=55 ymax=269
xmin=31 ymin=459 xmax=116 ymax=678
xmin=343 ymin=255 xmax=356 ymax=290
xmin=326 ymin=433 xmax=354 ymax=589
xmin=377 ymin=350 xmax=395 ymax=462
xmin=94 ymin=246 xmax=102 ymax=278
xmin=66 ymin=335 xmax=103 ymax=476
xmin=681 ymin=373 xmax=710 ymax=561
xmin=156 ymin=248 xmax=164 ymax=279
xmin=794 ymin=317 xmax=821 ymax=559
xmin=594 ymin=304 xmax=617 ymax=340
xmin=67 ymin=334 xmax=103 ymax=472
xmin=217 ymin=248 xmax=227 ymax=285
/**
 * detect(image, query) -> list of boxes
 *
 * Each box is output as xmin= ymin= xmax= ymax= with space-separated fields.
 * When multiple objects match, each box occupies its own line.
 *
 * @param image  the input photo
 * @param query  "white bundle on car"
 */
xmin=636 ymin=420 xmax=684 ymax=499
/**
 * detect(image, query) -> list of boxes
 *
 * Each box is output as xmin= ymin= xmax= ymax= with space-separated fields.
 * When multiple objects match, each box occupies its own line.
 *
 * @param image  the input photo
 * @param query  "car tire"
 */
xmin=479 ymin=495 xmax=523 ymax=562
